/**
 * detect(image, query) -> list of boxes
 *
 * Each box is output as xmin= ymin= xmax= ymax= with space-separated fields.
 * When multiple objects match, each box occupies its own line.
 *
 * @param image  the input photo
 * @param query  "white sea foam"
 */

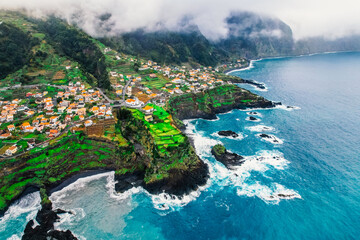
xmin=0 ymin=192 xmax=41 ymax=233
xmin=7 ymin=235 xmax=21 ymax=240
xmin=148 ymin=183 xmax=210 ymax=211
xmin=184 ymin=120 xmax=222 ymax=160
xmin=246 ymin=116 xmax=261 ymax=122
xmin=245 ymin=125 xmax=275 ymax=132
xmin=50 ymin=172 xmax=112 ymax=205
xmin=257 ymin=133 xmax=284 ymax=144
xmin=216 ymin=150 xmax=300 ymax=204
xmin=50 ymin=166 xmax=209 ymax=213
xmin=250 ymin=84 xmax=268 ymax=92
xmin=105 ymin=172 xmax=143 ymax=201
xmin=225 ymin=59 xmax=258 ymax=75
xmin=275 ymin=105 xmax=301 ymax=111
xmin=231 ymin=151 xmax=300 ymax=204
xmin=236 ymin=182 xmax=301 ymax=204
xmin=184 ymin=118 xmax=300 ymax=204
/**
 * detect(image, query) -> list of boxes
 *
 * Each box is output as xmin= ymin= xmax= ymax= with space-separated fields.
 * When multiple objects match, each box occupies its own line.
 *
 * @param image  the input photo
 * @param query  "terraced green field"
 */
xmin=130 ymin=104 xmax=185 ymax=154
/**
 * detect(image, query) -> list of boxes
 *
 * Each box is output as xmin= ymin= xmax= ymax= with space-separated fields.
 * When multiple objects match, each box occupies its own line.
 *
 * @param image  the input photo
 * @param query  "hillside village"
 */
xmin=0 ymin=45 xmax=244 ymax=158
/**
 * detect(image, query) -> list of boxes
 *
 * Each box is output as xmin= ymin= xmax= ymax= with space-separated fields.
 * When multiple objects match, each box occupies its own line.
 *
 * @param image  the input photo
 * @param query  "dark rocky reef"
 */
xmin=211 ymin=144 xmax=245 ymax=169
xmin=230 ymin=77 xmax=266 ymax=89
xmin=259 ymin=133 xmax=271 ymax=139
xmin=218 ymin=130 xmax=239 ymax=138
xmin=115 ymin=160 xmax=209 ymax=196
xmin=22 ymin=203 xmax=77 ymax=240
xmin=114 ymin=171 xmax=145 ymax=193
xmin=143 ymin=160 xmax=209 ymax=196
xmin=248 ymin=116 xmax=259 ymax=121
xmin=242 ymin=79 xmax=266 ymax=89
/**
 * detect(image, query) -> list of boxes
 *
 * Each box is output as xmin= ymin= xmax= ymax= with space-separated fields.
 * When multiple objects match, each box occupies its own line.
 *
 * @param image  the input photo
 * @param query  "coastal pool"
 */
xmin=1 ymin=52 xmax=360 ymax=239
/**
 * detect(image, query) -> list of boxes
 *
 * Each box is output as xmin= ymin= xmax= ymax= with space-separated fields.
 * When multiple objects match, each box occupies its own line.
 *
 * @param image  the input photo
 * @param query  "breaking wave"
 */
xmin=246 ymin=125 xmax=275 ymax=132
xmin=0 ymin=191 xmax=41 ymax=239
xmin=184 ymin=119 xmax=300 ymax=204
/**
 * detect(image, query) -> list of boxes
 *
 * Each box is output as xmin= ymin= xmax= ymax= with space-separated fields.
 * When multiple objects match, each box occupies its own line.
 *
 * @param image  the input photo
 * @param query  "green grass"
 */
xmin=130 ymin=104 xmax=185 ymax=153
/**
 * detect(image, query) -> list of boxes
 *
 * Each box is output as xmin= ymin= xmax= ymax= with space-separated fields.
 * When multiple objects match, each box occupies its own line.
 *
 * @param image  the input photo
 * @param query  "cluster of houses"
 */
xmin=0 ymin=81 xmax=116 ymax=156
xmin=108 ymin=58 xmax=230 ymax=108
xmin=0 ymin=99 xmax=30 ymax=123
xmin=103 ymin=46 xmax=232 ymax=111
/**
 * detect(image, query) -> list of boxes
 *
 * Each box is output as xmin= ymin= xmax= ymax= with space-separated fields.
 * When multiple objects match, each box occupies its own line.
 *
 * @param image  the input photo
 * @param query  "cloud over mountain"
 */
xmin=0 ymin=0 xmax=359 ymax=40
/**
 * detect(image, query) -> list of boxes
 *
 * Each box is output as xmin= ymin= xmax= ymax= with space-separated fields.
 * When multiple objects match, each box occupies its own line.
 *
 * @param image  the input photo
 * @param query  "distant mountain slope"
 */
xmin=99 ymin=12 xmax=295 ymax=65
xmin=101 ymin=28 xmax=228 ymax=67
xmin=215 ymin=12 xmax=294 ymax=59
xmin=34 ymin=17 xmax=111 ymax=89
xmin=294 ymin=35 xmax=360 ymax=55
xmin=0 ymin=22 xmax=35 ymax=79
xmin=0 ymin=12 xmax=111 ymax=89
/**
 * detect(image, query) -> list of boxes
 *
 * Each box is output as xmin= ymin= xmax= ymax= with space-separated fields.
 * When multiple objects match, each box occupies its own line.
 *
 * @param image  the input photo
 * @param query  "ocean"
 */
xmin=1 ymin=52 xmax=360 ymax=240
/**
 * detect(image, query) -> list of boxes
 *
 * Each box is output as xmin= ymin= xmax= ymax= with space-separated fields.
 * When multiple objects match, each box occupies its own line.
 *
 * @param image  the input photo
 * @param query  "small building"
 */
xmin=7 ymin=124 xmax=15 ymax=131
xmin=84 ymin=120 xmax=93 ymax=127
xmin=6 ymin=145 xmax=18 ymax=156
xmin=0 ymin=133 xmax=12 ymax=139
xmin=24 ymin=126 xmax=36 ymax=133
xmin=149 ymin=74 xmax=157 ymax=78
xmin=144 ymin=115 xmax=153 ymax=122
xmin=49 ymin=129 xmax=59 ymax=138
xmin=21 ymin=122 xmax=31 ymax=130
xmin=143 ymin=105 xmax=154 ymax=114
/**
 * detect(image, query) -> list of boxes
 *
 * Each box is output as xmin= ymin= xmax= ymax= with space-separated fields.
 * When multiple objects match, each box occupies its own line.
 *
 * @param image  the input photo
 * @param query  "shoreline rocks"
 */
xmin=22 ymin=202 xmax=77 ymax=240
xmin=218 ymin=130 xmax=239 ymax=138
xmin=248 ymin=116 xmax=258 ymax=121
xmin=143 ymin=160 xmax=209 ymax=196
xmin=211 ymin=144 xmax=245 ymax=169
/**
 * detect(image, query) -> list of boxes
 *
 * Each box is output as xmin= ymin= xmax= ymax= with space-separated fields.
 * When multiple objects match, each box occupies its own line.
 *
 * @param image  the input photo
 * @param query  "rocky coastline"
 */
xmin=4 ymin=84 xmax=277 ymax=238
xmin=22 ymin=202 xmax=77 ymax=240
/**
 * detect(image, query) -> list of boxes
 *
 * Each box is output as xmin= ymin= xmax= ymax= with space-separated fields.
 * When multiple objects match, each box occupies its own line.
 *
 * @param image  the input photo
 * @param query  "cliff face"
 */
xmin=115 ymin=108 xmax=209 ymax=195
xmin=168 ymin=84 xmax=276 ymax=120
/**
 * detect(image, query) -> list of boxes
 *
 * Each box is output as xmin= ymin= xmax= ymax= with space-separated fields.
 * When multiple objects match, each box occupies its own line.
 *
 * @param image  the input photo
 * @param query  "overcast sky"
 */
xmin=0 ymin=0 xmax=359 ymax=40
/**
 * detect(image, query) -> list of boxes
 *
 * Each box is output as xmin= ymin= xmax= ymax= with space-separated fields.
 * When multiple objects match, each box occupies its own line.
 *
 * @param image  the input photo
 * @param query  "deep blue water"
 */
xmin=1 ymin=52 xmax=360 ymax=240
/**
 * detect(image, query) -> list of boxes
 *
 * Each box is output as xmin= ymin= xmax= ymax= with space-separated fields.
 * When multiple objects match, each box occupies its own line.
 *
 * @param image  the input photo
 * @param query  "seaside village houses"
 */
xmin=0 ymin=81 xmax=116 ymax=157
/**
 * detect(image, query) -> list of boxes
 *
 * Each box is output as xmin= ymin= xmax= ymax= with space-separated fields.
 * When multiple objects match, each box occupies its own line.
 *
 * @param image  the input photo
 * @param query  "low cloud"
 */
xmin=0 ymin=0 xmax=359 ymax=40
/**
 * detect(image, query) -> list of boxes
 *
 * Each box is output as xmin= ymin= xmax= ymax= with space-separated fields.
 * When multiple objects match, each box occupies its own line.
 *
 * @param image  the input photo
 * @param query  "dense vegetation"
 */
xmin=0 ymin=22 xmax=35 ymax=79
xmin=212 ymin=144 xmax=226 ymax=155
xmin=35 ymin=17 xmax=111 ymax=89
xmin=99 ymin=12 xmax=296 ymax=65
xmin=101 ymin=29 xmax=227 ymax=67
xmin=0 ymin=132 xmax=136 ymax=211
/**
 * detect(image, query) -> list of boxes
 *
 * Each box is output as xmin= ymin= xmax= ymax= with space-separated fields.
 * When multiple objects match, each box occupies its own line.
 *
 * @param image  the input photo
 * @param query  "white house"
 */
xmin=84 ymin=120 xmax=93 ymax=127
xmin=6 ymin=145 xmax=18 ymax=156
